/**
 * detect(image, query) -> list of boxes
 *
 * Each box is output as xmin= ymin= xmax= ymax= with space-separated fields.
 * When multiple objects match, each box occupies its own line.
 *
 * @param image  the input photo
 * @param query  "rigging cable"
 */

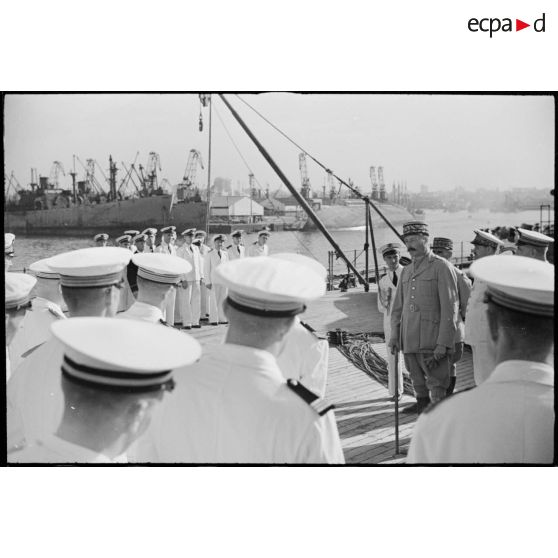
xmin=213 ymin=104 xmax=319 ymax=260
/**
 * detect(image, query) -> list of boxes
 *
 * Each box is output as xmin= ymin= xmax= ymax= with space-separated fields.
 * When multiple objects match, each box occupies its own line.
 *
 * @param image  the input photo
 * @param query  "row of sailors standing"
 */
xmin=5 ymin=231 xmax=333 ymax=463
xmin=376 ymin=220 xmax=554 ymax=462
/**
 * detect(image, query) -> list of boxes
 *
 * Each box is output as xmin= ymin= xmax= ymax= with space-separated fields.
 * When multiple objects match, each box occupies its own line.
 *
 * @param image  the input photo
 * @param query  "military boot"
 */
xmin=416 ymin=396 xmax=432 ymax=415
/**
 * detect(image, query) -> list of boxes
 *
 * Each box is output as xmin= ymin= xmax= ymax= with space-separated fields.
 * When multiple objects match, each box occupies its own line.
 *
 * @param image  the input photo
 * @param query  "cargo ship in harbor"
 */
xmin=4 ymin=154 xmax=209 ymax=237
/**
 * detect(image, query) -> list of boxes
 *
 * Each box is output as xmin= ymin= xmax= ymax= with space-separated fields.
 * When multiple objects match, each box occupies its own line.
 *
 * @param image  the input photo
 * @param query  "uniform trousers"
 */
xmin=403 ymin=352 xmax=450 ymax=403
xmin=179 ymin=281 xmax=201 ymax=327
xmin=471 ymin=341 xmax=496 ymax=386
xmin=383 ymin=317 xmax=404 ymax=397
xmin=449 ymin=342 xmax=464 ymax=378
xmin=164 ymin=288 xmax=177 ymax=326
xmin=208 ymin=284 xmax=227 ymax=323
xmin=200 ymin=282 xmax=209 ymax=317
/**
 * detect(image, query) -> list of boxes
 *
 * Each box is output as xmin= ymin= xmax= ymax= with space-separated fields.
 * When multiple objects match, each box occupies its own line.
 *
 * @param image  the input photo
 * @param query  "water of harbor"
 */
xmin=9 ymin=208 xmax=552 ymax=273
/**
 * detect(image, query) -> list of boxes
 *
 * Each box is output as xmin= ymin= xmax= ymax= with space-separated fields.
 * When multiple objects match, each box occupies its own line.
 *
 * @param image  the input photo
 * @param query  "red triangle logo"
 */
xmin=516 ymin=19 xmax=530 ymax=31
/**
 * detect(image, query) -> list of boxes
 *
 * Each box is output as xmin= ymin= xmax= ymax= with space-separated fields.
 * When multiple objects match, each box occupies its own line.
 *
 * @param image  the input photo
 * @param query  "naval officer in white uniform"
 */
xmin=5 ymin=273 xmax=37 ymax=383
xmin=464 ymin=229 xmax=504 ymax=385
xmin=515 ymin=227 xmax=554 ymax=263
xmin=176 ymin=228 xmax=204 ymax=328
xmin=204 ymin=234 xmax=229 ymax=325
xmin=227 ymin=230 xmax=246 ymax=260
xmin=408 ymin=255 xmax=554 ymax=464
xmin=7 ymin=247 xmax=131 ymax=456
xmin=10 ymin=317 xmax=201 ymax=463
xmin=117 ymin=253 xmax=191 ymax=324
xmin=376 ymin=242 xmax=405 ymax=400
xmin=272 ymin=253 xmax=330 ymax=397
xmin=136 ymin=256 xmax=344 ymax=463
xmin=155 ymin=226 xmax=178 ymax=324
xmin=8 ymin=257 xmax=66 ymax=374
xmin=247 ymin=230 xmax=270 ymax=257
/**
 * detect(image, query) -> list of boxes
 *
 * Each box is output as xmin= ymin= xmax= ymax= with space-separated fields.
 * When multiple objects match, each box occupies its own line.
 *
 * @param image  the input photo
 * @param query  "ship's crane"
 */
xmin=182 ymin=149 xmax=204 ymax=189
xmin=369 ymin=166 xmax=379 ymax=200
xmin=378 ymin=166 xmax=387 ymax=201
xmin=75 ymin=157 xmax=106 ymax=196
xmin=159 ymin=178 xmax=173 ymax=194
xmin=326 ymin=170 xmax=337 ymax=200
xmin=48 ymin=161 xmax=66 ymax=188
xmin=298 ymin=153 xmax=312 ymax=200
xmin=4 ymin=171 xmax=22 ymax=203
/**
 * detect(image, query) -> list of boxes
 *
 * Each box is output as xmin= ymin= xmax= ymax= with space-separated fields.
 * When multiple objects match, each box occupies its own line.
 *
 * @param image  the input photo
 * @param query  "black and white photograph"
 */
xmin=4 ymin=92 xmax=555 ymax=465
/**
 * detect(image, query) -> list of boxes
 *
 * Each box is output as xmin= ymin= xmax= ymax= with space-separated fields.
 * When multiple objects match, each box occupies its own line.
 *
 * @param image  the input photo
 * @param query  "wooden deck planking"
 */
xmin=187 ymin=286 xmax=475 ymax=465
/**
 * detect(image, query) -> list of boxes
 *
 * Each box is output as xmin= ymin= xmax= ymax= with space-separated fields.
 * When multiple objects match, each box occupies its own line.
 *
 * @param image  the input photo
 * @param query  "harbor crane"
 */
xmin=326 ymin=170 xmax=337 ymax=200
xmin=378 ymin=166 xmax=387 ymax=201
xmin=298 ymin=153 xmax=312 ymax=200
xmin=48 ymin=161 xmax=66 ymax=188
xmin=182 ymin=149 xmax=204 ymax=188
xmin=369 ymin=166 xmax=379 ymax=200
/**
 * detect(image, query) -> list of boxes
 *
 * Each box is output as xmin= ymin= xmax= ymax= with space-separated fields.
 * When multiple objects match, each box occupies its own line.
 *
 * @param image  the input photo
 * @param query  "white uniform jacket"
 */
xmin=204 ymin=248 xmax=229 ymax=284
xmin=377 ymin=267 xmax=401 ymax=327
xmin=136 ymin=344 xmax=344 ymax=464
xmin=9 ymin=434 xmax=116 ymax=464
xmin=276 ymin=317 xmax=329 ymax=397
xmin=8 ymin=297 xmax=66 ymax=373
xmin=7 ymin=338 xmax=66 ymax=453
xmin=247 ymin=243 xmax=268 ymax=257
xmin=407 ymin=360 xmax=554 ymax=464
xmin=227 ymin=244 xmax=245 ymax=260
xmin=155 ymin=242 xmax=177 ymax=256
xmin=116 ymin=301 xmax=164 ymax=323
xmin=177 ymin=243 xmax=203 ymax=281
xmin=464 ymin=276 xmax=488 ymax=345
xmin=455 ymin=267 xmax=472 ymax=343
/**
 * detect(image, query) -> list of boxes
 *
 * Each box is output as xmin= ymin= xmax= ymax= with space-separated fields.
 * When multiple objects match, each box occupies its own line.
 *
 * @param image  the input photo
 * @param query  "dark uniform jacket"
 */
xmin=390 ymin=251 xmax=459 ymax=353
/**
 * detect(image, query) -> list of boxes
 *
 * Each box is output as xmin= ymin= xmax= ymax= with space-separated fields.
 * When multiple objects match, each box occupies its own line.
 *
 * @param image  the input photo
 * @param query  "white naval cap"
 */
xmin=52 ymin=317 xmax=201 ymax=391
xmin=142 ymin=228 xmax=158 ymax=235
xmin=231 ymin=229 xmax=244 ymax=238
xmin=379 ymin=242 xmax=402 ymax=256
xmin=5 ymin=272 xmax=37 ymax=310
xmin=5 ymin=233 xmax=16 ymax=251
xmin=271 ymin=252 xmax=327 ymax=280
xmin=124 ymin=230 xmax=140 ymax=237
xmin=29 ymin=257 xmax=60 ymax=280
xmin=160 ymin=226 xmax=176 ymax=234
xmin=93 ymin=233 xmax=109 ymax=242
xmin=212 ymin=234 xmax=226 ymax=243
xmin=215 ymin=256 xmax=325 ymax=317
xmin=181 ymin=228 xmax=196 ymax=236
xmin=132 ymin=253 xmax=191 ymax=284
xmin=258 ymin=229 xmax=271 ymax=237
xmin=116 ymin=234 xmax=132 ymax=244
xmin=470 ymin=255 xmax=554 ymax=317
xmin=471 ymin=229 xmax=504 ymax=248
xmin=516 ymin=228 xmax=554 ymax=248
xmin=48 ymin=247 xmax=132 ymax=288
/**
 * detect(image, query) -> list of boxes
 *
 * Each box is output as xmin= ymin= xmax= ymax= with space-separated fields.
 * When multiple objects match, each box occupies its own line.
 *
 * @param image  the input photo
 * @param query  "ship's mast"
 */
xmin=109 ymin=155 xmax=118 ymax=200
xmin=69 ymin=155 xmax=77 ymax=204
xmin=199 ymin=94 xmax=212 ymax=236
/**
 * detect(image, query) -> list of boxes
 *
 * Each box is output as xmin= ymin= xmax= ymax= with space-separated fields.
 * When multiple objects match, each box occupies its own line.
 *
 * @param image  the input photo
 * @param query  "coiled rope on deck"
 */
xmin=336 ymin=333 xmax=414 ymax=395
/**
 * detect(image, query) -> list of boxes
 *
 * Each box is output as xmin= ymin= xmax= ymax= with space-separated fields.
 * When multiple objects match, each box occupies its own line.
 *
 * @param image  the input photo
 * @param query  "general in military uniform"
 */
xmin=408 ymin=255 xmax=554 ymax=463
xmin=389 ymin=221 xmax=459 ymax=413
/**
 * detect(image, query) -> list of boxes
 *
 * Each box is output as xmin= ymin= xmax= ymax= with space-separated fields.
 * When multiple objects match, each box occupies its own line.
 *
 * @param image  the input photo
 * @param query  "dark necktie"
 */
xmin=237 ymin=246 xmax=240 ymax=254
xmin=218 ymin=250 xmax=221 ymax=260
xmin=392 ymin=271 xmax=398 ymax=286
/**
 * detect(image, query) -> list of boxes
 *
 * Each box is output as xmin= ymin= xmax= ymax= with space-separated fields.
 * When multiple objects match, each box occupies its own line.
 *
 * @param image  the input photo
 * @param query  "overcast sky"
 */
xmin=4 ymin=93 xmax=554 ymax=196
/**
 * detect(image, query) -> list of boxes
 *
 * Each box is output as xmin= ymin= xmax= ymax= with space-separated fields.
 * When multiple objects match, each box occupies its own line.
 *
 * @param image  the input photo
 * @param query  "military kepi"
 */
xmin=47 ymin=247 xmax=131 ymax=288
xmin=215 ymin=257 xmax=325 ymax=317
xmin=516 ymin=228 xmax=554 ymax=248
xmin=432 ymin=237 xmax=453 ymax=251
xmin=51 ymin=317 xmax=201 ymax=391
xmin=470 ymin=255 xmax=554 ymax=317
xmin=402 ymin=221 xmax=429 ymax=237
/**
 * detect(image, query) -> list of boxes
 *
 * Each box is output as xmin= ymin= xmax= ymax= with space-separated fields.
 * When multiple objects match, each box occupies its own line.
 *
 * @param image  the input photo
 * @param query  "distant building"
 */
xmin=420 ymin=184 xmax=429 ymax=194
xmin=210 ymin=196 xmax=264 ymax=223
xmin=213 ymin=177 xmax=232 ymax=196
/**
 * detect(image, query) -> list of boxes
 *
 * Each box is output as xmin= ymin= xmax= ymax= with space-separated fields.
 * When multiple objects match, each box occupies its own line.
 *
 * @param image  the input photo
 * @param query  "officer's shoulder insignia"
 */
xmin=422 ymin=387 xmax=475 ymax=415
xmin=299 ymin=320 xmax=326 ymax=340
xmin=286 ymin=379 xmax=335 ymax=416
xmin=47 ymin=305 xmax=65 ymax=319
xmin=226 ymin=244 xmax=232 ymax=249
